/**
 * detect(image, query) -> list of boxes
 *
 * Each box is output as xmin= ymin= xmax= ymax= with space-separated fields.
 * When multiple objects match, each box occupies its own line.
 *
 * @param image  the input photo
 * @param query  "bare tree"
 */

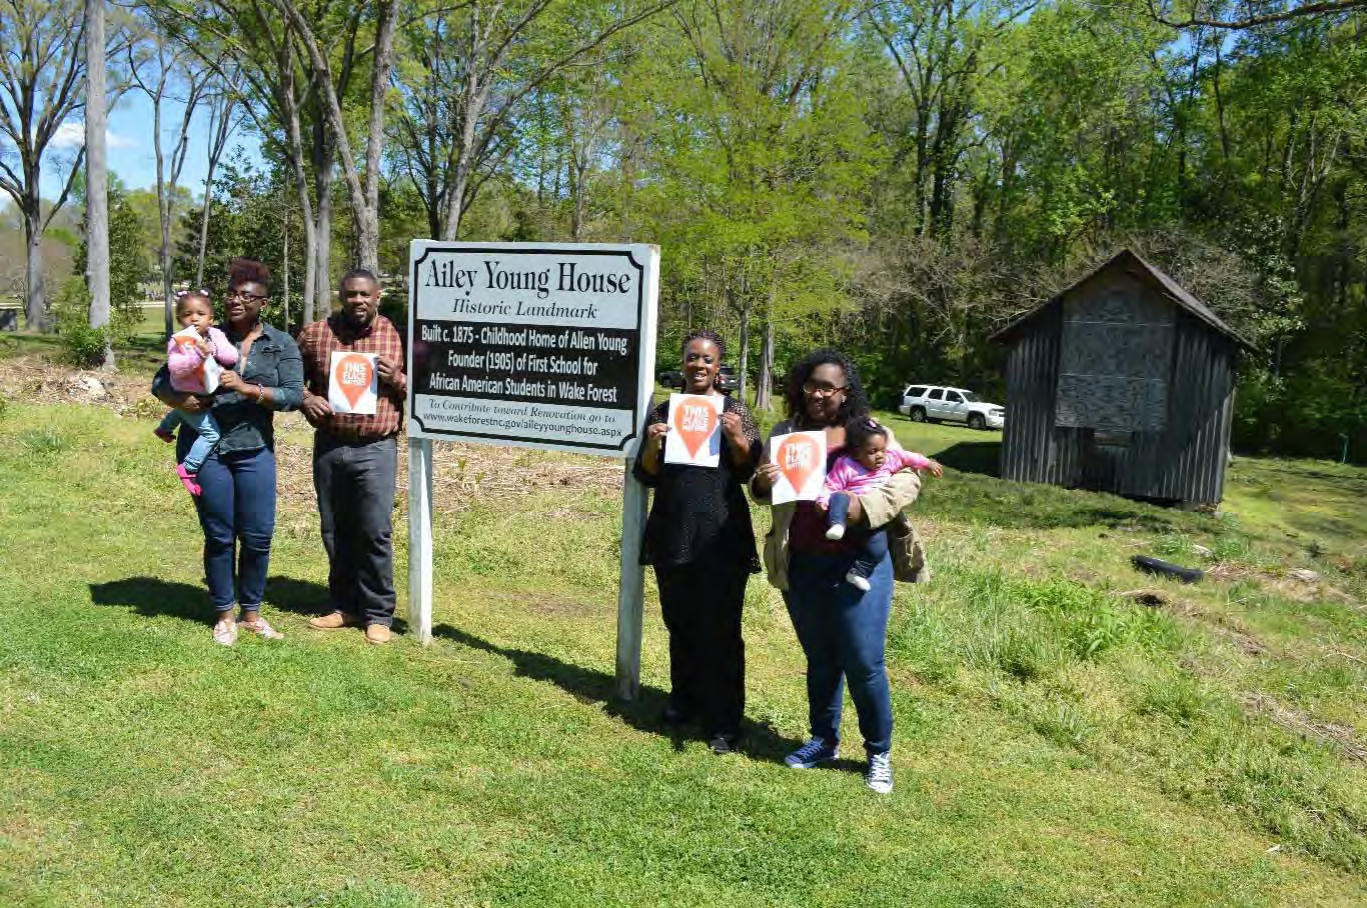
xmin=393 ymin=0 xmax=676 ymax=242
xmin=128 ymin=25 xmax=209 ymax=337
xmin=86 ymin=0 xmax=112 ymax=368
xmin=0 ymin=0 xmax=86 ymax=330
xmin=194 ymin=78 xmax=239 ymax=288
xmin=269 ymin=0 xmax=399 ymax=273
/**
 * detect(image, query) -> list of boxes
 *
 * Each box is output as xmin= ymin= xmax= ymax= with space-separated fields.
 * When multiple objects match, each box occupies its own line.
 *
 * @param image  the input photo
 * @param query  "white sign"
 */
xmin=329 ymin=351 xmax=379 ymax=415
xmin=406 ymin=242 xmax=660 ymax=457
xmin=663 ymin=393 xmax=723 ymax=468
xmin=768 ymin=431 xmax=828 ymax=505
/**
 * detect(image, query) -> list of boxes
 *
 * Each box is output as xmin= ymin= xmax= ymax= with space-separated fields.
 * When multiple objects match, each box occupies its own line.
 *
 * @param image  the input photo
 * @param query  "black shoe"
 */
xmin=661 ymin=705 xmax=692 ymax=727
xmin=707 ymin=732 xmax=739 ymax=755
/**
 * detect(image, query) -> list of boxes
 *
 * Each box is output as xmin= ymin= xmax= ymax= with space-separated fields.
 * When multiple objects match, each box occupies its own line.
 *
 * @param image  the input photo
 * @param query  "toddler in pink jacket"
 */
xmin=154 ymin=291 xmax=237 ymax=495
xmin=819 ymin=418 xmax=941 ymax=590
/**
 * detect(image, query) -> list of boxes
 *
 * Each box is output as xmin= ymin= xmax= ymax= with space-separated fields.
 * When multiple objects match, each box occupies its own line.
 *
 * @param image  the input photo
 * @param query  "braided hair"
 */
xmin=682 ymin=329 xmax=727 ymax=390
xmin=784 ymin=347 xmax=870 ymax=425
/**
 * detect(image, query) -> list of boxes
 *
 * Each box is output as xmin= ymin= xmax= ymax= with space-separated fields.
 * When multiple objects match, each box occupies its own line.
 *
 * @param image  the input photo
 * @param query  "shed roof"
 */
xmin=990 ymin=249 xmax=1256 ymax=350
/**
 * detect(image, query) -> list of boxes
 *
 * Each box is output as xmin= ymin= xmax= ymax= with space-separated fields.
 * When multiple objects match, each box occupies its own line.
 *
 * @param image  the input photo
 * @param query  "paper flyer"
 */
xmin=663 ymin=393 xmax=723 ymax=467
xmin=767 ymin=430 xmax=827 ymax=504
xmin=329 ymin=351 xmax=379 ymax=415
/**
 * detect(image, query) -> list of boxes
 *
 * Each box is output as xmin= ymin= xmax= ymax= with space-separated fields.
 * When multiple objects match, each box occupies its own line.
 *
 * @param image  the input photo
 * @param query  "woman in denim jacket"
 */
xmin=751 ymin=349 xmax=921 ymax=795
xmin=153 ymin=259 xmax=303 ymax=645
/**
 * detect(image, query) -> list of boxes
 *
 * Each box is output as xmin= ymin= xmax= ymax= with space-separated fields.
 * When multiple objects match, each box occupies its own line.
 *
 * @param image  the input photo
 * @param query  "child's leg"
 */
xmin=845 ymin=528 xmax=889 ymax=591
xmin=177 ymin=410 xmax=221 ymax=475
xmin=825 ymin=491 xmax=852 ymax=540
xmin=154 ymin=410 xmax=180 ymax=442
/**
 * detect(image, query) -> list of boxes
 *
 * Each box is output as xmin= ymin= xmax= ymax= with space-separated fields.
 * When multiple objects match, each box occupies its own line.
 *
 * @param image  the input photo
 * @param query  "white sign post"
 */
xmin=406 ymin=242 xmax=660 ymax=699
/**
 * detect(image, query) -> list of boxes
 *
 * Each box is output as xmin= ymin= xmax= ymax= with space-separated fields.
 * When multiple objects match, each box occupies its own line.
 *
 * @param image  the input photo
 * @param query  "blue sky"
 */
xmin=37 ymin=91 xmax=262 ymax=200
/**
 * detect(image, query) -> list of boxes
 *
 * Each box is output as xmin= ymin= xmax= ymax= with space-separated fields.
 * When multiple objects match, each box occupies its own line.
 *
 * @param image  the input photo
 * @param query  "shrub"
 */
xmin=52 ymin=277 xmax=109 ymax=367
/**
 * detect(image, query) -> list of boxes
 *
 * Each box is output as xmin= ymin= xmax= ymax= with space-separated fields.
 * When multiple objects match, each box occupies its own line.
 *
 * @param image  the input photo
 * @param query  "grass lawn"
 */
xmin=1 ymin=360 xmax=1365 ymax=906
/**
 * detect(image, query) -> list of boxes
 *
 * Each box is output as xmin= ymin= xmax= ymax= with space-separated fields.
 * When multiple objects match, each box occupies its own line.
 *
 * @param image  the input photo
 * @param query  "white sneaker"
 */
xmin=212 ymin=618 xmax=238 ymax=647
xmin=825 ymin=524 xmax=846 ymax=541
xmin=866 ymin=751 xmax=894 ymax=794
xmin=845 ymin=570 xmax=872 ymax=592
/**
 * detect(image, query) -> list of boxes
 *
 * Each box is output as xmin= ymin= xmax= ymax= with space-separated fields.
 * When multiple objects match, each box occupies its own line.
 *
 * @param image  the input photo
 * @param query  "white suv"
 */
xmin=898 ymin=385 xmax=1005 ymax=430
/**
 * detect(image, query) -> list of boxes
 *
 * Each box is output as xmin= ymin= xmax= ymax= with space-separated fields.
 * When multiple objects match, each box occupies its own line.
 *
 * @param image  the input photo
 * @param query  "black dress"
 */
xmin=632 ymin=395 xmax=762 ymax=737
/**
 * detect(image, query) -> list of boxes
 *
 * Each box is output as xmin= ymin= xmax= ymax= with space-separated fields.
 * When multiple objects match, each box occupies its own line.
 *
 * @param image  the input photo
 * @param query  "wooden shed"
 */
xmin=991 ymin=249 xmax=1253 ymax=507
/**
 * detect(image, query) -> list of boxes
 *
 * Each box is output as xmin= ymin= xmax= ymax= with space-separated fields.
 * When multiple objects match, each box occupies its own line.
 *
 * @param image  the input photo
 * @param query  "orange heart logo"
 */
xmin=673 ymin=395 xmax=718 ymax=459
xmin=775 ymin=433 xmax=821 ymax=496
xmin=334 ymin=353 xmax=374 ymax=410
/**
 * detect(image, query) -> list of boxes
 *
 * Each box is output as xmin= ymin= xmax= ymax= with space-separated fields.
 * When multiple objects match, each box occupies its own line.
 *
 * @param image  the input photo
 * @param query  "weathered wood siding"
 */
xmin=1000 ymin=271 xmax=1238 ymax=505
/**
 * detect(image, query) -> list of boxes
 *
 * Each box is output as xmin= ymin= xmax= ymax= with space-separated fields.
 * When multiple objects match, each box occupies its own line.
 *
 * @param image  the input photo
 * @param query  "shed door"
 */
xmin=1055 ymin=283 xmax=1173 ymax=432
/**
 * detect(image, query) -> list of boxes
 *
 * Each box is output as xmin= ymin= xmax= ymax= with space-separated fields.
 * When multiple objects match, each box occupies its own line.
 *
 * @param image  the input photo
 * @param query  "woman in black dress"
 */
xmin=634 ymin=329 xmax=762 ymax=754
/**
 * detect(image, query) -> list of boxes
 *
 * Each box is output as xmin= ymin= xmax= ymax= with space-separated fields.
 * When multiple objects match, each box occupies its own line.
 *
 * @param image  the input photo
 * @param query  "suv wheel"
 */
xmin=909 ymin=407 xmax=927 ymax=423
xmin=968 ymin=413 xmax=985 ymax=430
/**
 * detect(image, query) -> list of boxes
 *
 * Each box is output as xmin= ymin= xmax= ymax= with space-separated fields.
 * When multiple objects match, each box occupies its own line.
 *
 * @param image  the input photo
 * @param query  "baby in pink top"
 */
xmin=154 ymin=290 xmax=238 ymax=496
xmin=819 ymin=418 xmax=942 ymax=590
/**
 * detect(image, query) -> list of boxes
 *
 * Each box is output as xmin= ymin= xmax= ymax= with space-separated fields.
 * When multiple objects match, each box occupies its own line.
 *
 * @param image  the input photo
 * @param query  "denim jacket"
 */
xmin=152 ymin=323 xmax=304 ymax=457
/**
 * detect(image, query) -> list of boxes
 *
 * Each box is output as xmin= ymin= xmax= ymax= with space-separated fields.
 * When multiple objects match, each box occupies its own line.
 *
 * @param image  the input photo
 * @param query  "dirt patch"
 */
xmin=1241 ymin=692 xmax=1367 ymax=763
xmin=1 ymin=354 xmax=625 ymax=511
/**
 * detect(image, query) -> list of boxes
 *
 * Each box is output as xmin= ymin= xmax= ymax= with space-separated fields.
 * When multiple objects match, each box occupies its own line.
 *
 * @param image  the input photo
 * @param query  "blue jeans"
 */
xmin=784 ymin=550 xmax=894 ymax=754
xmin=159 ymin=408 xmax=221 ymax=473
xmin=195 ymin=447 xmax=277 ymax=613
xmin=827 ymin=492 xmax=889 ymax=581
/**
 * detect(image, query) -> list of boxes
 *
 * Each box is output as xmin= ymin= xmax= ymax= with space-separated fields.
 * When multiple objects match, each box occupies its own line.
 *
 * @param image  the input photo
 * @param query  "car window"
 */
xmin=927 ymin=388 xmax=944 ymax=401
xmin=960 ymin=391 xmax=979 ymax=403
xmin=907 ymin=386 xmax=927 ymax=398
xmin=946 ymin=391 xmax=963 ymax=403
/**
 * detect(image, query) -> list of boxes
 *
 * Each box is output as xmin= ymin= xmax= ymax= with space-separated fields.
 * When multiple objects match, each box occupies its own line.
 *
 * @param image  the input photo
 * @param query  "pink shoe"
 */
xmin=176 ymin=463 xmax=202 ymax=496
xmin=154 ymin=427 xmax=176 ymax=443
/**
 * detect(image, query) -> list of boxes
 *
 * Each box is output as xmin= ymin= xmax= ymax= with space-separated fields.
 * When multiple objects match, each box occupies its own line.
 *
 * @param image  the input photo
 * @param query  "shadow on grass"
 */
xmin=87 ymin=574 xmax=390 ymax=626
xmin=934 ymin=441 xmax=1002 ymax=478
xmin=434 ymin=622 xmax=804 ymax=765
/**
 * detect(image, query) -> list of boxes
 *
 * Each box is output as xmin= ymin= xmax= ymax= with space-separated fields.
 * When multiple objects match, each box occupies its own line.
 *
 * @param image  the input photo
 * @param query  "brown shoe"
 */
xmin=308 ymin=611 xmax=357 ymax=630
xmin=365 ymin=624 xmax=392 ymax=645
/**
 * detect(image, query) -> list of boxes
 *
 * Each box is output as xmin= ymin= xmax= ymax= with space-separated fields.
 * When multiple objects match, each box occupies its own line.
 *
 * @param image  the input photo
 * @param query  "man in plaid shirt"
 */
xmin=299 ymin=269 xmax=407 ymax=645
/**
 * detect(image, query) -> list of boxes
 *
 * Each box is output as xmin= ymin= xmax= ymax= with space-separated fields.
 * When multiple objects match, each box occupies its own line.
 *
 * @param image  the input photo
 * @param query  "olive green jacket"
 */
xmin=751 ymin=419 xmax=930 ymax=592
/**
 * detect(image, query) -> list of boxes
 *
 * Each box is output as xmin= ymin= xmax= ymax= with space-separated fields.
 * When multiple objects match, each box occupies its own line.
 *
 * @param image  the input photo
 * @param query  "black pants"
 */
xmin=653 ymin=560 xmax=748 ymax=738
xmin=314 ymin=434 xmax=398 ymax=626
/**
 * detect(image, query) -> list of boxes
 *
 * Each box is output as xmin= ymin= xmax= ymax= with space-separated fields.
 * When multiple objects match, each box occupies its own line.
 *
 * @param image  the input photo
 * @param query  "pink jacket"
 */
xmin=816 ymin=448 xmax=931 ymax=507
xmin=167 ymin=326 xmax=238 ymax=393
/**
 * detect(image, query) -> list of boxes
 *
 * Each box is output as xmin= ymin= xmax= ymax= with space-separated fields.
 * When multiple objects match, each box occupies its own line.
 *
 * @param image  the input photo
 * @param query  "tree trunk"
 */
xmin=736 ymin=296 xmax=751 ymax=407
xmin=315 ymin=161 xmax=334 ymax=318
xmin=24 ymin=206 xmax=47 ymax=331
xmin=85 ymin=0 xmax=112 ymax=369
xmin=283 ymin=205 xmax=291 ymax=333
xmin=756 ymin=307 xmax=774 ymax=412
xmin=195 ymin=94 xmax=236 ymax=288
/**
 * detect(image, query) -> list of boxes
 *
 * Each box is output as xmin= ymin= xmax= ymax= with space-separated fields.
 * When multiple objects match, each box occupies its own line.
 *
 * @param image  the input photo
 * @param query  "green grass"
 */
xmin=1 ymin=398 xmax=1366 ymax=905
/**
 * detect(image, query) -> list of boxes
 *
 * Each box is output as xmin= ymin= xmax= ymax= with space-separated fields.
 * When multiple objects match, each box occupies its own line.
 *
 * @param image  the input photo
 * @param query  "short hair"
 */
xmin=682 ymin=328 xmax=725 ymax=360
xmin=784 ymin=347 xmax=870 ymax=424
xmin=340 ymin=268 xmax=380 ymax=290
xmin=847 ymin=417 xmax=889 ymax=452
xmin=228 ymin=258 xmax=272 ymax=291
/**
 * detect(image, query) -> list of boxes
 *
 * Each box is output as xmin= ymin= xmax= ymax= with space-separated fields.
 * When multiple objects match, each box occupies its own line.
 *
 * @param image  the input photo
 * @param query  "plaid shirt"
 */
xmin=298 ymin=313 xmax=407 ymax=440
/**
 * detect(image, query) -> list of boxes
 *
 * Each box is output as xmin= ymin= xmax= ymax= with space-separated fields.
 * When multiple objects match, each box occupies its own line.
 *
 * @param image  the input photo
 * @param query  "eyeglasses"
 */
xmin=228 ymin=290 xmax=268 ymax=303
xmin=803 ymin=380 xmax=848 ymax=397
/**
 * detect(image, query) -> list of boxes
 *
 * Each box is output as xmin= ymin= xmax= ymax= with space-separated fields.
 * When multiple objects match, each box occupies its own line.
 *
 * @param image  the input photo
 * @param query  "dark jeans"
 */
xmin=827 ymin=491 xmax=889 ymax=580
xmin=784 ymin=550 xmax=894 ymax=754
xmin=314 ymin=434 xmax=398 ymax=626
xmin=654 ymin=560 xmax=748 ymax=738
xmin=195 ymin=446 xmax=277 ymax=613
